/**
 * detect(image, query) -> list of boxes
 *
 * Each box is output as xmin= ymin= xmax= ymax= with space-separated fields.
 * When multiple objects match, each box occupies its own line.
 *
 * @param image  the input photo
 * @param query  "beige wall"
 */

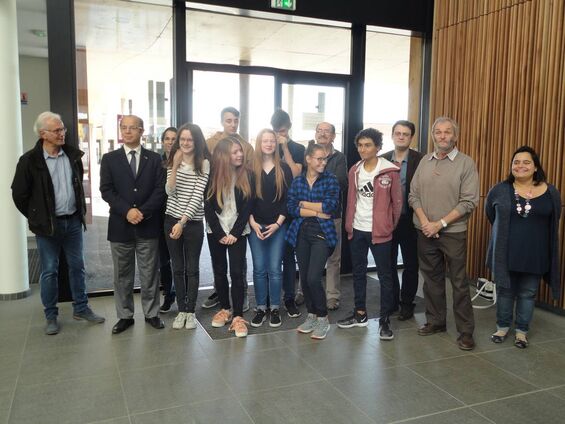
xmin=19 ymin=55 xmax=50 ymax=152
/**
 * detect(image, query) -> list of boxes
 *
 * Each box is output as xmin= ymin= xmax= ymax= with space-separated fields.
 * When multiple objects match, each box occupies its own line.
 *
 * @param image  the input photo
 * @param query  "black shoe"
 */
xmin=379 ymin=320 xmax=394 ymax=340
xmin=285 ymin=299 xmax=301 ymax=318
xmin=251 ymin=309 xmax=267 ymax=327
xmin=201 ymin=292 xmax=219 ymax=309
xmin=337 ymin=310 xmax=368 ymax=329
xmin=160 ymin=297 xmax=175 ymax=313
xmin=270 ymin=309 xmax=282 ymax=327
xmin=145 ymin=316 xmax=165 ymax=329
xmin=398 ymin=303 xmax=415 ymax=321
xmin=112 ymin=318 xmax=134 ymax=334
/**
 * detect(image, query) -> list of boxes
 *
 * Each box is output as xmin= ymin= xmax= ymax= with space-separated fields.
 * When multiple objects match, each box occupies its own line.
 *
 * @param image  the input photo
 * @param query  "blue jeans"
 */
xmin=36 ymin=215 xmax=88 ymax=320
xmin=248 ymin=224 xmax=287 ymax=310
xmin=496 ymin=272 xmax=541 ymax=334
xmin=350 ymin=229 xmax=394 ymax=323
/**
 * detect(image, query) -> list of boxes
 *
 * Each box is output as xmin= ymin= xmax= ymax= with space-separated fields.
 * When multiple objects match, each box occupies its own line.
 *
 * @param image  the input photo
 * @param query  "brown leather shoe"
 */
xmin=457 ymin=333 xmax=475 ymax=350
xmin=418 ymin=323 xmax=447 ymax=336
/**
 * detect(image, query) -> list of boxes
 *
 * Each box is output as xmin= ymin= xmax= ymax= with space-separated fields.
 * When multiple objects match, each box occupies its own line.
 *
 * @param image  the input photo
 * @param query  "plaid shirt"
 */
xmin=285 ymin=171 xmax=340 ymax=248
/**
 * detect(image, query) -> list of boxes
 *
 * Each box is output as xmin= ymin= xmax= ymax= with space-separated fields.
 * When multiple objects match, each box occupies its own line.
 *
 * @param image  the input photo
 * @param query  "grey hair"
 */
xmin=34 ymin=111 xmax=62 ymax=136
xmin=431 ymin=116 xmax=460 ymax=140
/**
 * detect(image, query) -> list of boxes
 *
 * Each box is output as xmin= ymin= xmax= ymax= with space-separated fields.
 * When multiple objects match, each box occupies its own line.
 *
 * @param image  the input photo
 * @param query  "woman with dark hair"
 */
xmin=159 ymin=126 xmax=177 ymax=313
xmin=286 ymin=143 xmax=339 ymax=340
xmin=249 ymin=129 xmax=293 ymax=328
xmin=486 ymin=145 xmax=561 ymax=348
xmin=205 ymin=136 xmax=253 ymax=337
xmin=164 ymin=123 xmax=210 ymax=329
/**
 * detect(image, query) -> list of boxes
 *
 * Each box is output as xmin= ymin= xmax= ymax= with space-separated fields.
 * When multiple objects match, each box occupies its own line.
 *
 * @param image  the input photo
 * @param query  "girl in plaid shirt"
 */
xmin=286 ymin=143 xmax=340 ymax=340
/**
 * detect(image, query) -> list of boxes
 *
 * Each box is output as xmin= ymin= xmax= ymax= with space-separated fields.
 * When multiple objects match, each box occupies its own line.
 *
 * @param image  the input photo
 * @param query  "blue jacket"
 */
xmin=285 ymin=171 xmax=340 ymax=248
xmin=485 ymin=182 xmax=561 ymax=298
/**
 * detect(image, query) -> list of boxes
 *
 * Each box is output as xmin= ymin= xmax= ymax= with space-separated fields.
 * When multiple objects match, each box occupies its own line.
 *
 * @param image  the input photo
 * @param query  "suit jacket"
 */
xmin=381 ymin=148 xmax=424 ymax=214
xmin=100 ymin=146 xmax=165 ymax=242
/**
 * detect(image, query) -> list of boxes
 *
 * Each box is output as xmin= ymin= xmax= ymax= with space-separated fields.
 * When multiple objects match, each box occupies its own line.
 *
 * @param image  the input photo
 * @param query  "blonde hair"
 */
xmin=207 ymin=136 xmax=251 ymax=207
xmin=252 ymin=129 xmax=287 ymax=201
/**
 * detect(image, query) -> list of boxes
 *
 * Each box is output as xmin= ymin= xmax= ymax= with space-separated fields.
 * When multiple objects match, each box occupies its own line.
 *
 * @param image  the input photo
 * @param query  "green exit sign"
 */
xmin=271 ymin=0 xmax=296 ymax=11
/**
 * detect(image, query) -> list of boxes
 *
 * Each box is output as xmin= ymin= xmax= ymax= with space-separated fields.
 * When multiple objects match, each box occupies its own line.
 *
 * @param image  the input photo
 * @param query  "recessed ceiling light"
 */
xmin=31 ymin=29 xmax=47 ymax=38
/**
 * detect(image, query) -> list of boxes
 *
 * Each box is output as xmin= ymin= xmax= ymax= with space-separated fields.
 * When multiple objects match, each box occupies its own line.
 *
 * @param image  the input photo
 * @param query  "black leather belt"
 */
xmin=56 ymin=212 xmax=77 ymax=220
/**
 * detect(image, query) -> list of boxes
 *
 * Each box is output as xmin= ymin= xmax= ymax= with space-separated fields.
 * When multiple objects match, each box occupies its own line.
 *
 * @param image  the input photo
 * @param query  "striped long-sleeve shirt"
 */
xmin=165 ymin=159 xmax=210 ymax=221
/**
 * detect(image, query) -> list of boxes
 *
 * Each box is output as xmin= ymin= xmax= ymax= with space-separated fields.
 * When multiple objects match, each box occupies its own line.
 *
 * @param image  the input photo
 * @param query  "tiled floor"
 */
xmin=2 ymin=285 xmax=565 ymax=424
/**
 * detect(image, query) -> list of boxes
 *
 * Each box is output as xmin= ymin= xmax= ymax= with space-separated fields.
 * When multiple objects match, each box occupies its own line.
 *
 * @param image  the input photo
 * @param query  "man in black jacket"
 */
xmin=100 ymin=115 xmax=166 ymax=334
xmin=381 ymin=120 xmax=424 ymax=320
xmin=11 ymin=111 xmax=105 ymax=335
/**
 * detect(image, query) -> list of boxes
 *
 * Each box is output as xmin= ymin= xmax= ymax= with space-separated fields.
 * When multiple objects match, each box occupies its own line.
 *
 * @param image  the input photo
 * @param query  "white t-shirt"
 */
xmin=353 ymin=159 xmax=382 ymax=232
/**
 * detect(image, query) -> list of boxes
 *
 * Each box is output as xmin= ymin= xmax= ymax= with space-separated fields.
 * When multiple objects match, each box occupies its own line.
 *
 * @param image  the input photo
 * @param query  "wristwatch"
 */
xmin=440 ymin=218 xmax=448 ymax=228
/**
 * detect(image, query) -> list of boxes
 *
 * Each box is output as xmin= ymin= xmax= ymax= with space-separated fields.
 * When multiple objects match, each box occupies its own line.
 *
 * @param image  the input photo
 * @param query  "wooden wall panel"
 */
xmin=430 ymin=0 xmax=565 ymax=310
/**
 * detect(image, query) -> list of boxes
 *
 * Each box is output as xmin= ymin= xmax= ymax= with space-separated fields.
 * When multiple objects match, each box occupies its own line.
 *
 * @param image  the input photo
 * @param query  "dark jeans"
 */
xmin=207 ymin=233 xmax=247 ymax=317
xmin=159 ymin=222 xmax=174 ymax=301
xmin=282 ymin=241 xmax=297 ymax=302
xmin=350 ymin=229 xmax=395 ymax=323
xmin=164 ymin=216 xmax=203 ymax=313
xmin=417 ymin=231 xmax=475 ymax=334
xmin=295 ymin=221 xmax=332 ymax=317
xmin=391 ymin=214 xmax=419 ymax=307
xmin=496 ymin=272 xmax=541 ymax=334
xmin=36 ymin=214 xmax=88 ymax=320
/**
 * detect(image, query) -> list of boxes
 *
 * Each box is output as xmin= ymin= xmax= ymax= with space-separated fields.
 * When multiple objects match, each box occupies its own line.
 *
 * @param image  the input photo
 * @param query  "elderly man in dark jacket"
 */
xmin=11 ymin=111 xmax=105 ymax=335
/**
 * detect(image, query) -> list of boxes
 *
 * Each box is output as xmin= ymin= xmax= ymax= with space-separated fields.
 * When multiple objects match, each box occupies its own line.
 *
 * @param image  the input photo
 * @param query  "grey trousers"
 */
xmin=111 ymin=237 xmax=160 ymax=319
xmin=417 ymin=231 xmax=475 ymax=334
xmin=325 ymin=218 xmax=342 ymax=300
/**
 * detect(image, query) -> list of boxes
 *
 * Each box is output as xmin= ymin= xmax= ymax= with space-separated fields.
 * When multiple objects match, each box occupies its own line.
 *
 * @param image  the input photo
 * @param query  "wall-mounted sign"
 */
xmin=271 ymin=0 xmax=296 ymax=11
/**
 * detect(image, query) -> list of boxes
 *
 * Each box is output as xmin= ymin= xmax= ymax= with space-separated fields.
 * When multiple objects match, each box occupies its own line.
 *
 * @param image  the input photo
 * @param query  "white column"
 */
xmin=0 ymin=0 xmax=30 ymax=298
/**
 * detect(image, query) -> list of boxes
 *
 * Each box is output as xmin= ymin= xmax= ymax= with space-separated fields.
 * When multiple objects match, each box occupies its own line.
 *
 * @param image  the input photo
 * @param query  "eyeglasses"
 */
xmin=46 ymin=127 xmax=67 ymax=134
xmin=315 ymin=129 xmax=333 ymax=135
xmin=311 ymin=156 xmax=328 ymax=163
xmin=120 ymin=125 xmax=142 ymax=132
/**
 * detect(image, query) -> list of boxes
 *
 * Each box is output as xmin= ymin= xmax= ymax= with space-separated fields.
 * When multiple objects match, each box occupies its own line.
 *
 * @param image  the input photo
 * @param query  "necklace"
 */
xmin=514 ymin=189 xmax=532 ymax=218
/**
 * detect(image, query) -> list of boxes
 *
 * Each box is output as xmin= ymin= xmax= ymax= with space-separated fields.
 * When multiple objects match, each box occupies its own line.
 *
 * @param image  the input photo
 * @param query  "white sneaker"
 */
xmin=172 ymin=312 xmax=187 ymax=329
xmin=185 ymin=312 xmax=197 ymax=330
xmin=311 ymin=317 xmax=330 ymax=340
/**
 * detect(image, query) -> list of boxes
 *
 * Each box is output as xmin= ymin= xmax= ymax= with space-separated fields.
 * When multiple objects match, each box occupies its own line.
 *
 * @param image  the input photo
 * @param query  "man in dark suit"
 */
xmin=100 ymin=115 xmax=166 ymax=334
xmin=381 ymin=120 xmax=424 ymax=321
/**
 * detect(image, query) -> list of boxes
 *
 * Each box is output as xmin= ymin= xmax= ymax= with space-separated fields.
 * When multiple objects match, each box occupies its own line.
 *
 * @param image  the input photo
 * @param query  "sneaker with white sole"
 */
xmin=269 ymin=309 xmax=282 ymax=327
xmin=297 ymin=313 xmax=317 ymax=334
xmin=311 ymin=317 xmax=330 ymax=340
xmin=229 ymin=316 xmax=249 ymax=337
xmin=337 ymin=310 xmax=368 ymax=329
xmin=172 ymin=312 xmax=187 ymax=329
xmin=201 ymin=292 xmax=219 ymax=309
xmin=212 ymin=309 xmax=232 ymax=327
xmin=185 ymin=312 xmax=197 ymax=330
xmin=251 ymin=309 xmax=267 ymax=327
xmin=379 ymin=320 xmax=394 ymax=340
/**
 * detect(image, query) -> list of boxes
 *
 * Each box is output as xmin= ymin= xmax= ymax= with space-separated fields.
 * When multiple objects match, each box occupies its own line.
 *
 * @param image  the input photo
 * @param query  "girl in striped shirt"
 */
xmin=164 ymin=123 xmax=210 ymax=330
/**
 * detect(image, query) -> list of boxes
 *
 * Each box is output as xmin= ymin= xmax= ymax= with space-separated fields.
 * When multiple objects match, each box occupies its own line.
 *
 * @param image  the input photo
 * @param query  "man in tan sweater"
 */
xmin=205 ymin=106 xmax=253 ymax=167
xmin=408 ymin=117 xmax=479 ymax=350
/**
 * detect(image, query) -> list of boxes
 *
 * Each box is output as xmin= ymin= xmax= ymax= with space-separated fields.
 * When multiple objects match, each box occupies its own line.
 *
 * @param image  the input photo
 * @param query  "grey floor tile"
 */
xmin=329 ymin=366 xmax=463 ymax=423
xmin=239 ymin=380 xmax=373 ymax=424
xmin=0 ymin=389 xmax=13 ymax=424
xmin=87 ymin=418 xmax=130 ymax=424
xmin=112 ymin=330 xmax=206 ymax=371
xmin=274 ymin=320 xmax=367 ymax=349
xmin=9 ymin=374 xmax=127 ymax=424
xmin=214 ymin=346 xmax=323 ymax=395
xmin=197 ymin=332 xmax=287 ymax=359
xmin=18 ymin=343 xmax=116 ymax=386
xmin=408 ymin=355 xmax=537 ymax=404
xmin=377 ymin=328 xmax=465 ymax=365
xmin=0 ymin=330 xmax=27 ymax=357
xmin=132 ymin=397 xmax=252 ymax=424
xmin=398 ymin=407 xmax=493 ymax=423
xmin=477 ymin=345 xmax=565 ymax=388
xmin=294 ymin=334 xmax=396 ymax=378
xmin=0 ymin=354 xmax=21 ymax=391
xmin=120 ymin=358 xmax=231 ymax=414
xmin=547 ymin=385 xmax=565 ymax=400
xmin=536 ymin=338 xmax=565 ymax=355
xmin=472 ymin=391 xmax=565 ymax=424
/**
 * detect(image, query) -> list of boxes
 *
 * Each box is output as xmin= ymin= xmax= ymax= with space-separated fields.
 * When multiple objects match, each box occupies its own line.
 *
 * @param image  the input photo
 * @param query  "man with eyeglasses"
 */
xmin=313 ymin=122 xmax=347 ymax=311
xmin=12 ymin=111 xmax=105 ymax=335
xmin=381 ymin=120 xmax=424 ymax=321
xmin=100 ymin=115 xmax=166 ymax=334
